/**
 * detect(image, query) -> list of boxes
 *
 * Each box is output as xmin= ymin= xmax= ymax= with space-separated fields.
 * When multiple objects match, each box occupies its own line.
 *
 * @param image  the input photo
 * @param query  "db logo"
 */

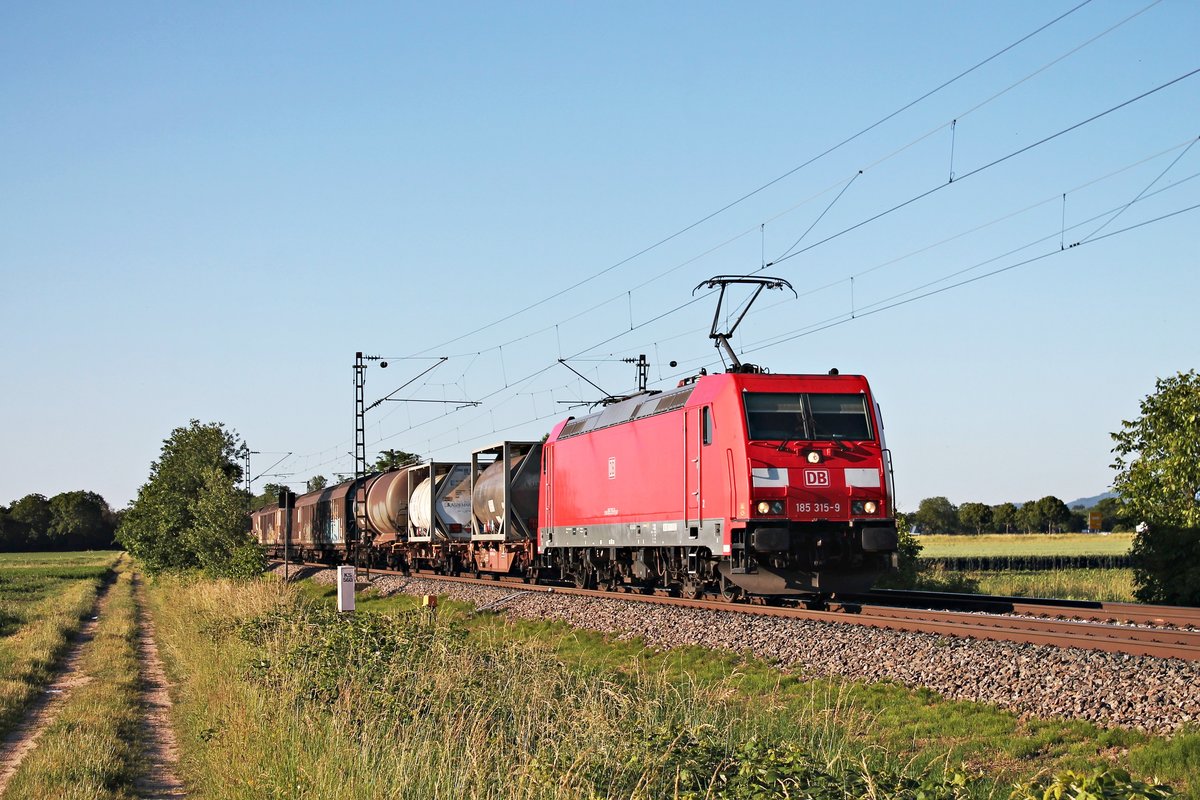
xmin=804 ymin=469 xmax=830 ymax=487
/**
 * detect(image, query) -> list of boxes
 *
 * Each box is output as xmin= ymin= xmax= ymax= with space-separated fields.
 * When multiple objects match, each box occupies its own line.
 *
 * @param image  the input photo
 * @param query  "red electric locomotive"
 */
xmin=255 ymin=276 xmax=899 ymax=597
xmin=538 ymin=276 xmax=897 ymax=597
xmin=539 ymin=369 xmax=897 ymax=596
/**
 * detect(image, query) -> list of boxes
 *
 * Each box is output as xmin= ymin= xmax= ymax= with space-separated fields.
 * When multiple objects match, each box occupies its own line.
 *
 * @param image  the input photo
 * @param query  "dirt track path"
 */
xmin=0 ymin=570 xmax=188 ymax=798
xmin=0 ymin=581 xmax=112 ymax=795
xmin=132 ymin=573 xmax=186 ymax=798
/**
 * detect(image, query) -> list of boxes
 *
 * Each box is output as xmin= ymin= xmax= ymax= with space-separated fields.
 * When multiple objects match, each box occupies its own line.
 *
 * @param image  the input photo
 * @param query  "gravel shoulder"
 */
xmin=308 ymin=568 xmax=1200 ymax=736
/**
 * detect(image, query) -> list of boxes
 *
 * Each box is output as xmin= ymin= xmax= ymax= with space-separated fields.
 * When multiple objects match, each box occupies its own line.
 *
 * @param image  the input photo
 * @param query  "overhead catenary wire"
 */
xmin=404 ymin=0 xmax=1097 ymax=359
xmin=744 ymin=198 xmax=1200 ymax=354
xmin=262 ymin=6 xmax=1192 ymax=481
xmin=357 ymin=156 xmax=1199 ymax=475
xmin=428 ymin=8 xmax=1177 ymax=369
xmin=765 ymin=66 xmax=1200 ymax=270
xmin=281 ymin=188 xmax=1198 ymax=479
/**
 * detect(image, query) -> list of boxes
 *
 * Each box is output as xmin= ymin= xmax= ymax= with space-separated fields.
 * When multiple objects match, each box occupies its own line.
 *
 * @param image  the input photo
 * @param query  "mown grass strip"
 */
xmin=2 ymin=557 xmax=142 ymax=800
xmin=0 ymin=553 xmax=120 ymax=737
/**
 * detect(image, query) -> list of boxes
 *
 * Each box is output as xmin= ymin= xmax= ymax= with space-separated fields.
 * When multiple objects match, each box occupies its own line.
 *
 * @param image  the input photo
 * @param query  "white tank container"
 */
xmin=409 ymin=463 xmax=472 ymax=541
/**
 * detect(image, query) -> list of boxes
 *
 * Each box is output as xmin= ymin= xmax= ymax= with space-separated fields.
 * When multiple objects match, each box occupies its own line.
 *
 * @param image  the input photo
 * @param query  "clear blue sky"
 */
xmin=2 ymin=1 xmax=1197 ymax=512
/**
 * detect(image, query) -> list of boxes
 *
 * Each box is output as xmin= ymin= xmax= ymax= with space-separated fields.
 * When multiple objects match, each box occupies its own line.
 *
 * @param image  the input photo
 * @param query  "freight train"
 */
xmin=252 ymin=277 xmax=900 ymax=597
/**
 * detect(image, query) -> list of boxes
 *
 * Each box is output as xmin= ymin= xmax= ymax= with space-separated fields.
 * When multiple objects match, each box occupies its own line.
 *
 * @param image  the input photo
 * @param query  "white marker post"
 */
xmin=337 ymin=565 xmax=356 ymax=613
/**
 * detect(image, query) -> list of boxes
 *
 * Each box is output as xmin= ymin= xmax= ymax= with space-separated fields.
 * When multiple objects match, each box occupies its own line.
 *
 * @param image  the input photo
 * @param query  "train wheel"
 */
xmin=573 ymin=571 xmax=595 ymax=590
xmin=680 ymin=578 xmax=703 ymax=600
xmin=719 ymin=577 xmax=744 ymax=603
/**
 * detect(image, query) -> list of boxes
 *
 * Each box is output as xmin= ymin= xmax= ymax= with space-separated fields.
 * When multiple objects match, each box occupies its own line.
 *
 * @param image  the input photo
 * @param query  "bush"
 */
xmin=1010 ymin=768 xmax=1174 ymax=799
xmin=1130 ymin=524 xmax=1200 ymax=605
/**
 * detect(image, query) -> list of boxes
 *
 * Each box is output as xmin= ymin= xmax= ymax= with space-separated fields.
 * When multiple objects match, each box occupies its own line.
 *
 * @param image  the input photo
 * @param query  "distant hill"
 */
xmin=1065 ymin=491 xmax=1117 ymax=509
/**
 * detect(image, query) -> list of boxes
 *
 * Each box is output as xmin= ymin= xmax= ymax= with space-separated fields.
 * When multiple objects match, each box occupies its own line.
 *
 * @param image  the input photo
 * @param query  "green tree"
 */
xmin=1130 ymin=524 xmax=1200 ymax=605
xmin=957 ymin=502 xmax=991 ymax=535
xmin=1111 ymin=370 xmax=1200 ymax=527
xmin=1034 ymin=495 xmax=1071 ymax=533
xmin=913 ymin=496 xmax=957 ymax=534
xmin=1015 ymin=501 xmax=1041 ymax=534
xmin=7 ymin=494 xmax=51 ymax=550
xmin=0 ymin=507 xmax=11 ymax=550
xmin=186 ymin=467 xmax=265 ymax=578
xmin=373 ymin=449 xmax=421 ymax=471
xmin=1093 ymin=496 xmax=1133 ymax=532
xmin=118 ymin=420 xmax=261 ymax=576
xmin=1112 ymin=372 xmax=1200 ymax=604
xmin=306 ymin=475 xmax=328 ymax=493
xmin=991 ymin=502 xmax=1017 ymax=533
xmin=48 ymin=491 xmax=115 ymax=549
xmin=256 ymin=482 xmax=288 ymax=509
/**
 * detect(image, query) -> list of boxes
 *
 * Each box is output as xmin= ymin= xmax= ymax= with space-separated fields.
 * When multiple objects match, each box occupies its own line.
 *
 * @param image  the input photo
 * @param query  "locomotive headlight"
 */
xmin=864 ymin=501 xmax=878 ymax=514
xmin=806 ymin=451 xmax=821 ymax=464
xmin=755 ymin=500 xmax=785 ymax=516
xmin=757 ymin=501 xmax=772 ymax=515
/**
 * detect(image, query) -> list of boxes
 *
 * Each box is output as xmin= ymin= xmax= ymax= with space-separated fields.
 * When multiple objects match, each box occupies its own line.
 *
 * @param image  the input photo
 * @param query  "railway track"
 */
xmin=857 ymin=588 xmax=1200 ymax=628
xmin=280 ymin=561 xmax=1200 ymax=661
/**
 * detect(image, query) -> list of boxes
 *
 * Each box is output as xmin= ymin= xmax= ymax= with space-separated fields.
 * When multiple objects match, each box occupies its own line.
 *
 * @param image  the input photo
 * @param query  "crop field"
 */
xmin=915 ymin=532 xmax=1135 ymax=558
xmin=0 ymin=551 xmax=121 ymax=735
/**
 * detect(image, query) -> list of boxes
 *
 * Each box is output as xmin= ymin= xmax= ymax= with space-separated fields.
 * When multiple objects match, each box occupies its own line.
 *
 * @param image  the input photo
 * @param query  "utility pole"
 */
xmin=622 ymin=354 xmax=649 ymax=393
xmin=243 ymin=448 xmax=260 ymax=511
xmin=354 ymin=353 xmax=388 ymax=567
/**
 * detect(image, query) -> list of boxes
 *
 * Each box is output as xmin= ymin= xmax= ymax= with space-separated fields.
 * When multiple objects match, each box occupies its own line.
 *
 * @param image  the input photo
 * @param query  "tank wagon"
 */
xmin=253 ymin=276 xmax=899 ymax=597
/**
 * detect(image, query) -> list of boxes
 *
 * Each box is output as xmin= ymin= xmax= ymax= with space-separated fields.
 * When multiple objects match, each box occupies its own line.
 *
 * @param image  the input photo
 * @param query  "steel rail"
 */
xmin=859 ymin=589 xmax=1200 ymax=628
xmin=276 ymin=561 xmax=1200 ymax=661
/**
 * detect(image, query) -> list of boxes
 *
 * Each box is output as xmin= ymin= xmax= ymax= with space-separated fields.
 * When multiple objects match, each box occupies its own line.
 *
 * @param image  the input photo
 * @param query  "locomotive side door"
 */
xmin=540 ymin=445 xmax=553 ymax=552
xmin=684 ymin=407 xmax=705 ymax=537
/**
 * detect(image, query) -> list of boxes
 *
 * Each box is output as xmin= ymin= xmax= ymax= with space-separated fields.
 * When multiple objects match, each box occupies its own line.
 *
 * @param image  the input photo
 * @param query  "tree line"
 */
xmin=0 ymin=491 xmax=121 ymax=551
xmin=906 ymin=495 xmax=1132 ymax=536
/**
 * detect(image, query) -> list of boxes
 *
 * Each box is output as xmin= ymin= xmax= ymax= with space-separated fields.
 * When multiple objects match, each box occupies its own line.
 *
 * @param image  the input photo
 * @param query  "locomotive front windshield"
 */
xmin=744 ymin=392 xmax=873 ymax=441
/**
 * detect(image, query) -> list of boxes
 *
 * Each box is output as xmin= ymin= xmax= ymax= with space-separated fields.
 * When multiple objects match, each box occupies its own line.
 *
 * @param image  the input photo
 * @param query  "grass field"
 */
xmin=916 ymin=533 xmax=1135 ymax=558
xmin=0 ymin=551 xmax=121 ymax=736
xmin=912 ymin=566 xmax=1137 ymax=602
xmin=147 ymin=572 xmax=1195 ymax=799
